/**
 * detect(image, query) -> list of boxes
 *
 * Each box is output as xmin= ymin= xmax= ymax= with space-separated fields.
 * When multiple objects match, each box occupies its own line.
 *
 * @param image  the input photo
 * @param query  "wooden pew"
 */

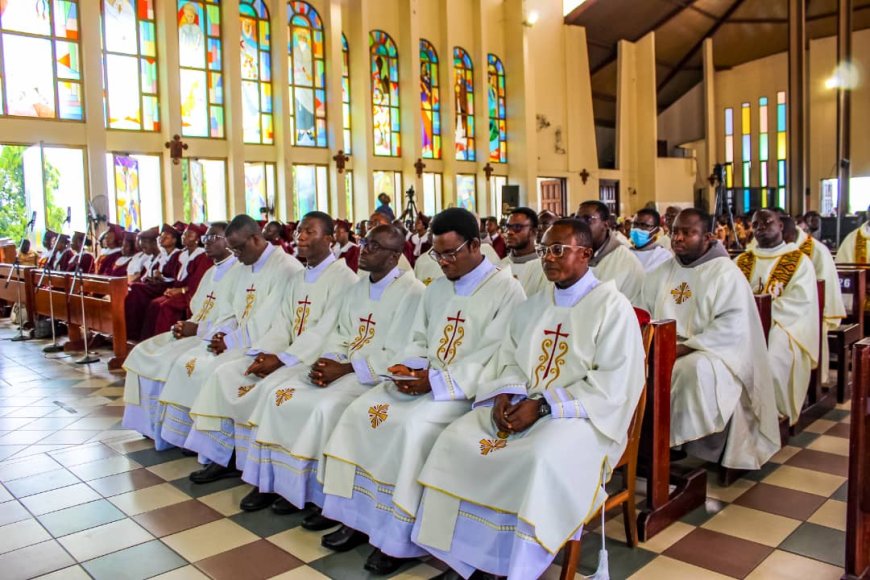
xmin=0 ymin=263 xmax=35 ymax=328
xmin=831 ymin=269 xmax=866 ymax=403
xmin=794 ymin=280 xmax=836 ymax=432
xmin=837 ymin=262 xmax=870 ymax=336
xmin=28 ymin=268 xmax=71 ymax=331
xmin=65 ymin=274 xmax=129 ymax=370
xmin=845 ymin=339 xmax=870 ymax=579
xmin=637 ymin=319 xmax=708 ymax=541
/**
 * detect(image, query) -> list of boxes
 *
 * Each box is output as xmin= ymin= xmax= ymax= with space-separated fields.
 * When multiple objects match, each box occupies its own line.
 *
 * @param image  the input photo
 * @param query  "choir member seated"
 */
xmin=96 ymin=223 xmax=125 ymax=275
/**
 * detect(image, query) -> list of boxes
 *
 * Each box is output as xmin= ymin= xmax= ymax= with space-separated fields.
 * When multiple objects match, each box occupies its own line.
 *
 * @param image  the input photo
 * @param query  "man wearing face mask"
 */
xmin=629 ymin=208 xmax=672 ymax=272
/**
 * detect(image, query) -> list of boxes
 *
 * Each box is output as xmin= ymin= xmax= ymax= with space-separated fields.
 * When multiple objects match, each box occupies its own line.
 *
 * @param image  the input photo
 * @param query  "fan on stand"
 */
xmin=88 ymin=195 xmax=110 ymax=252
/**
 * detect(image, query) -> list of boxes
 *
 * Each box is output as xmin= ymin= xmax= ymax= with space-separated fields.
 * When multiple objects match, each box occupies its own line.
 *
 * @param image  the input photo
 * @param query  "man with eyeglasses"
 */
xmin=629 ymin=208 xmax=673 ymax=272
xmin=576 ymin=200 xmax=645 ymax=303
xmin=184 ymin=211 xmax=359 ymax=488
xmin=413 ymin=218 xmax=644 ymax=580
xmin=640 ymin=208 xmax=779 ymax=471
xmin=367 ymin=211 xmax=415 ymax=272
xmin=237 ymin=225 xmax=425 ymax=527
xmin=735 ymin=208 xmax=818 ymax=426
xmin=123 ymin=221 xmax=239 ymax=450
xmin=318 ymin=207 xmax=526 ymax=575
xmin=499 ymin=207 xmax=549 ymax=297
xmin=156 ymin=215 xmax=303 ymax=458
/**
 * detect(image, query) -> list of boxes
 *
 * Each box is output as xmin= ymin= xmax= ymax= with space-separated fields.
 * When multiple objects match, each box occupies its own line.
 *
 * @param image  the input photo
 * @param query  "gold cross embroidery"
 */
xmin=237 ymin=384 xmax=255 ymax=398
xmin=368 ymin=403 xmax=389 ymax=428
xmin=670 ymin=282 xmax=692 ymax=305
xmin=185 ymin=358 xmax=196 ymax=377
xmin=274 ymin=388 xmax=295 ymax=406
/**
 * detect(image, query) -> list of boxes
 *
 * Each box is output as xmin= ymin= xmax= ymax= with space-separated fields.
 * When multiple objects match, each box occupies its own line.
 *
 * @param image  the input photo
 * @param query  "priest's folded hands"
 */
xmin=171 ymin=320 xmax=198 ymax=340
xmin=308 ymin=358 xmax=353 ymax=387
xmin=492 ymin=392 xmax=540 ymax=433
xmin=243 ymin=353 xmax=284 ymax=378
xmin=386 ymin=364 xmax=432 ymax=395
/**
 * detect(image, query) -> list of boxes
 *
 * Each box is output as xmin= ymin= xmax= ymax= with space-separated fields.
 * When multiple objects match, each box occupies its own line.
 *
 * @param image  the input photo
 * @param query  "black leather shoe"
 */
xmin=321 ymin=525 xmax=369 ymax=552
xmin=240 ymin=489 xmax=278 ymax=511
xmin=271 ymin=497 xmax=300 ymax=515
xmin=363 ymin=548 xmax=411 ymax=575
xmin=180 ymin=449 xmax=197 ymax=457
xmin=301 ymin=509 xmax=338 ymax=531
xmin=430 ymin=571 xmax=463 ymax=580
xmin=189 ymin=462 xmax=241 ymax=484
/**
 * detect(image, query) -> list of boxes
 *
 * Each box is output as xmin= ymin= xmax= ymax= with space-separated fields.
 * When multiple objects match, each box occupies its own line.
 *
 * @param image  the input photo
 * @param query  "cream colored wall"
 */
xmin=655 ymin=157 xmax=698 ymax=206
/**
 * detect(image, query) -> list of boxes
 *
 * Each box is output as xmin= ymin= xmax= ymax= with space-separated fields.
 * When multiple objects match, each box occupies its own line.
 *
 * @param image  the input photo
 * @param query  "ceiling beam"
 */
xmin=661 ymin=0 xmax=720 ymax=20
xmin=592 ymin=91 xmax=617 ymax=102
xmin=564 ymin=0 xmax=601 ymax=22
xmin=657 ymin=0 xmax=749 ymax=91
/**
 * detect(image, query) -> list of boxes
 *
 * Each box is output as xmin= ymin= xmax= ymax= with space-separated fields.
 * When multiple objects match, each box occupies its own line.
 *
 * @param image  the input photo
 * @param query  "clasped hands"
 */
xmin=386 ymin=364 xmax=431 ymax=396
xmin=492 ymin=393 xmax=540 ymax=434
xmin=244 ymin=353 xmax=284 ymax=378
xmin=171 ymin=321 xmax=198 ymax=340
xmin=308 ymin=358 xmax=353 ymax=387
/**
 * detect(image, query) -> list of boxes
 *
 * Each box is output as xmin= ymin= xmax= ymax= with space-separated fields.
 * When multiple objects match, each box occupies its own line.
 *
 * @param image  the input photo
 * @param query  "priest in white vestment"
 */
xmin=630 ymin=208 xmax=672 ymax=272
xmin=498 ymin=207 xmax=549 ymax=297
xmin=412 ymin=219 xmax=644 ymax=580
xmin=156 ymin=215 xmax=303 ymax=454
xmin=239 ymin=225 xmax=425 ymax=521
xmin=577 ymin=201 xmax=645 ymax=303
xmin=641 ymin=209 xmax=780 ymax=469
xmin=319 ymin=208 xmax=526 ymax=576
xmin=835 ymin=208 xmax=870 ymax=264
xmin=122 ymin=223 xmax=238 ymax=450
xmin=735 ymin=209 xmax=819 ymax=425
xmin=415 ymin=233 xmax=502 ymax=286
xmin=184 ymin=212 xmax=359 ymax=484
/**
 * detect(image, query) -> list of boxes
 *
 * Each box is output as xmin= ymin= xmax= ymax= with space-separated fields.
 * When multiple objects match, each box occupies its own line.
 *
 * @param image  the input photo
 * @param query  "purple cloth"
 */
xmin=121 ymin=378 xmax=173 ymax=451
xmin=160 ymin=404 xmax=195 ymax=449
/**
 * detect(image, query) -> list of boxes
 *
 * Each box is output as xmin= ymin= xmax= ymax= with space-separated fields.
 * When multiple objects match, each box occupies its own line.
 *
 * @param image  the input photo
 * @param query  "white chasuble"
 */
xmin=189 ymin=258 xmax=359 ymax=431
xmin=415 ymin=280 xmax=644 ymax=568
xmin=631 ymin=244 xmax=672 ymax=273
xmin=123 ymin=256 xmax=238 ymax=405
xmin=414 ymin=253 xmax=444 ymax=286
xmin=321 ymin=263 xmax=525 ymax=551
xmin=499 ymin=253 xmax=549 ymax=297
xmin=590 ymin=235 xmax=645 ymax=304
xmin=835 ymin=222 xmax=870 ymax=264
xmin=641 ymin=247 xmax=780 ymax=469
xmin=248 ymin=270 xmax=425 ymax=481
xmin=159 ymin=245 xmax=303 ymax=410
xmin=735 ymin=243 xmax=819 ymax=425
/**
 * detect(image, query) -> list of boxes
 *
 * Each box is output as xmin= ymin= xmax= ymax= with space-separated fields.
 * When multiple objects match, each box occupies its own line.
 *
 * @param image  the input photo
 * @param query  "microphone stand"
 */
xmin=69 ymin=252 xmax=99 ymax=365
xmin=37 ymin=238 xmax=64 ymax=353
xmin=6 ymin=255 xmax=30 ymax=342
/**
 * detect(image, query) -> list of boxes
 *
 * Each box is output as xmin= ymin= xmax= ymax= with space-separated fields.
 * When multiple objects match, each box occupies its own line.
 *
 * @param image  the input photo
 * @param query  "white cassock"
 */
xmin=414 ymin=243 xmax=501 ymax=286
xmin=631 ymin=243 xmax=672 ymax=272
xmin=185 ymin=255 xmax=359 ymax=466
xmin=122 ymin=256 xmax=238 ymax=449
xmin=157 ymin=244 xmax=303 ymax=449
xmin=242 ymin=268 xmax=425 ymax=509
xmin=796 ymin=230 xmax=846 ymax=382
xmin=641 ymin=244 xmax=780 ymax=469
xmin=736 ymin=243 xmax=819 ymax=425
xmin=590 ymin=233 xmax=645 ymax=304
xmin=321 ymin=259 xmax=526 ymax=559
xmin=835 ymin=222 xmax=870 ymax=264
xmin=413 ymin=274 xmax=644 ymax=580
xmin=658 ymin=234 xmax=672 ymax=251
xmin=499 ymin=253 xmax=549 ymax=297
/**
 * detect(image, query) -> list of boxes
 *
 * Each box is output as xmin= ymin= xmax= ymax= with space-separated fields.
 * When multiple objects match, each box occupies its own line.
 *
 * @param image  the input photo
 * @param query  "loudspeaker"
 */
xmin=501 ymin=185 xmax=520 ymax=212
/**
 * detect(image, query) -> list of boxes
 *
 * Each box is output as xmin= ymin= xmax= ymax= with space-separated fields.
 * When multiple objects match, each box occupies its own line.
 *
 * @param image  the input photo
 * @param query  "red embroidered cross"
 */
xmin=542 ymin=323 xmax=570 ymax=379
xmin=296 ymin=295 xmax=312 ymax=336
xmin=359 ymin=313 xmax=376 ymax=333
xmin=444 ymin=311 xmax=466 ymax=355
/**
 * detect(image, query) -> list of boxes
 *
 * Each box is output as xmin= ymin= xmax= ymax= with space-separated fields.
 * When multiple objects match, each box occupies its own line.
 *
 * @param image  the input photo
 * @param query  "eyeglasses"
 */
xmin=202 ymin=234 xmax=225 ymax=244
xmin=359 ymin=238 xmax=399 ymax=253
xmin=535 ymin=243 xmax=587 ymax=259
xmin=576 ymin=215 xmax=602 ymax=224
xmin=228 ymin=235 xmax=251 ymax=255
xmin=428 ymin=240 xmax=469 ymax=263
xmin=504 ymin=223 xmax=532 ymax=233
xmin=632 ymin=222 xmax=657 ymax=231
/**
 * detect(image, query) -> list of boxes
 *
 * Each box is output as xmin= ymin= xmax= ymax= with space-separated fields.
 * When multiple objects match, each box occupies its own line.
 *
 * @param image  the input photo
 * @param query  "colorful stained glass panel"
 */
xmin=456 ymin=174 xmax=476 ymax=211
xmin=371 ymin=30 xmax=400 ymax=156
xmin=420 ymin=39 xmax=441 ymax=159
xmin=178 ymin=0 xmax=223 ymax=137
xmin=454 ymin=47 xmax=475 ymax=161
xmin=289 ymin=2 xmax=327 ymax=148
xmin=487 ymin=54 xmax=506 ymax=163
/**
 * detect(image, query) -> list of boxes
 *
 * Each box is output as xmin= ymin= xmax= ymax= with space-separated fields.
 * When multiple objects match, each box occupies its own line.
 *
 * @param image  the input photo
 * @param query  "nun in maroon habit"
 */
xmin=96 ymin=223 xmax=125 ymax=275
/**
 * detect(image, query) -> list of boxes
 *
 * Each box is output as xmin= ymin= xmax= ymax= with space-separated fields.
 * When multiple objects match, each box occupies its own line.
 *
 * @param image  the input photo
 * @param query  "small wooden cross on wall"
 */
xmin=414 ymin=158 xmax=426 ymax=178
xmin=333 ymin=150 xmax=349 ymax=174
xmin=483 ymin=163 xmax=494 ymax=182
xmin=165 ymin=135 xmax=188 ymax=165
xmin=579 ymin=168 xmax=590 ymax=184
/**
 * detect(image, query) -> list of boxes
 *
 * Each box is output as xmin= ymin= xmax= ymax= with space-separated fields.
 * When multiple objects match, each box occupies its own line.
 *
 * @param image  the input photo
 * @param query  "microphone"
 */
xmin=26 ymin=211 xmax=36 ymax=231
xmin=64 ymin=206 xmax=71 ymax=224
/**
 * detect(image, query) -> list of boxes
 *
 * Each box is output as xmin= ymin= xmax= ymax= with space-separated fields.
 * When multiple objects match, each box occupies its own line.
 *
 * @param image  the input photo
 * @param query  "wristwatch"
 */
xmin=538 ymin=399 xmax=552 ymax=418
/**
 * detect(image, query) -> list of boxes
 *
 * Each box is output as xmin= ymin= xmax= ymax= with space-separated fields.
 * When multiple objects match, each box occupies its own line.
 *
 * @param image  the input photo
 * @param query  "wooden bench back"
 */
xmin=837 ymin=268 xmax=866 ymax=335
xmin=846 ymin=339 xmax=870 ymax=578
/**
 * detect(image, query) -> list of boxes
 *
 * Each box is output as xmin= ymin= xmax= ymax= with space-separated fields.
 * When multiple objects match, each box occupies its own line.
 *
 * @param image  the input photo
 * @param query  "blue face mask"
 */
xmin=630 ymin=228 xmax=654 ymax=248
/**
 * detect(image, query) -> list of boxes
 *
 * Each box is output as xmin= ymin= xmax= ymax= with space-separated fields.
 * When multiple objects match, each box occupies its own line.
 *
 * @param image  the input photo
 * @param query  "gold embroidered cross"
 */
xmin=368 ymin=403 xmax=389 ymax=428
xmin=670 ymin=282 xmax=692 ymax=305
xmin=275 ymin=388 xmax=295 ymax=406
xmin=237 ymin=384 xmax=255 ymax=397
xmin=185 ymin=358 xmax=196 ymax=377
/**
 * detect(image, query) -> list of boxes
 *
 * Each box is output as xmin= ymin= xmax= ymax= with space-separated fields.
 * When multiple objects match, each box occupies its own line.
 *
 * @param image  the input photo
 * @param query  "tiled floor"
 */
xmin=0 ymin=321 xmax=851 ymax=579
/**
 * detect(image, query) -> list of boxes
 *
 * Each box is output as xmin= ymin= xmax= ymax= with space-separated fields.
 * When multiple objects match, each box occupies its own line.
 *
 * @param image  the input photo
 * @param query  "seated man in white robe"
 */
xmin=630 ymin=208 xmax=672 ymax=272
xmin=239 ymin=225 xmax=424 ymax=522
xmin=366 ymin=211 xmax=414 ymax=273
xmin=835 ymin=204 xmax=870 ymax=264
xmin=185 ymin=212 xmax=359 ymax=484
xmin=412 ymin=219 xmax=644 ymax=580
xmin=318 ymin=208 xmax=526 ymax=575
xmin=576 ymin=200 xmax=645 ymax=303
xmin=498 ymin=207 xmax=549 ymax=297
xmin=641 ymin=209 xmax=780 ymax=469
xmin=122 ymin=222 xmax=238 ymax=450
xmin=156 ymin=215 xmax=303 ymax=454
xmin=735 ymin=208 xmax=819 ymax=426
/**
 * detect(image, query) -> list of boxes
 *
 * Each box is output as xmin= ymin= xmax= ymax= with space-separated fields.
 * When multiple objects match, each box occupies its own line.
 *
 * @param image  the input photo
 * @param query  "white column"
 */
xmin=272 ymin=0 xmax=292 ymax=221
xmin=158 ymin=0 xmax=185 ymax=220
xmin=224 ymin=0 xmax=246 ymax=216
xmin=323 ymin=0 xmax=346 ymax=217
xmin=79 ymin=0 xmax=109 ymax=207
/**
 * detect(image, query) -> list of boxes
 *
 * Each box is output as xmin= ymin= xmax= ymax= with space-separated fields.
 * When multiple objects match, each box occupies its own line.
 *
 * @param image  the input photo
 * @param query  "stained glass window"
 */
xmin=288 ymin=2 xmax=326 ymax=147
xmin=487 ymin=54 xmax=506 ymax=163
xmin=420 ymin=39 xmax=441 ymax=159
xmin=456 ymin=174 xmax=475 ymax=211
xmin=292 ymin=164 xmax=328 ymax=220
xmin=0 ymin=0 xmax=83 ymax=120
xmin=105 ymin=153 xmax=162 ymax=229
xmin=244 ymin=162 xmax=276 ymax=218
xmin=759 ymin=97 xmax=769 ymax=206
xmin=490 ymin=175 xmax=507 ymax=215
xmin=777 ymin=91 xmax=787 ymax=208
xmin=741 ymin=102 xmax=751 ymax=211
xmin=239 ymin=0 xmax=272 ymax=144
xmin=178 ymin=0 xmax=224 ymax=138
xmin=342 ymin=33 xmax=351 ymax=153
xmin=345 ymin=170 xmax=354 ymax=222
xmin=422 ymin=172 xmax=442 ymax=216
xmin=181 ymin=158 xmax=227 ymax=221
xmin=373 ymin=170 xmax=401 ymax=208
xmin=101 ymin=0 xmax=159 ymax=131
xmin=454 ymin=47 xmax=475 ymax=161
xmin=370 ymin=30 xmax=400 ymax=157
xmin=724 ymin=108 xmax=733 ymax=188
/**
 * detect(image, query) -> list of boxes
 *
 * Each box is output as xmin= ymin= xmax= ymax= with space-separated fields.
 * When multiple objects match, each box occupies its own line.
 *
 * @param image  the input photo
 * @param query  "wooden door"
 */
xmin=540 ymin=179 xmax=565 ymax=216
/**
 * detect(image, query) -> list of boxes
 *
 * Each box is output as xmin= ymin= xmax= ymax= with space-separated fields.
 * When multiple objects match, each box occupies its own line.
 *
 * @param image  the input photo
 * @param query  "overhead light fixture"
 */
xmin=524 ymin=9 xmax=540 ymax=27
xmin=825 ymin=61 xmax=860 ymax=90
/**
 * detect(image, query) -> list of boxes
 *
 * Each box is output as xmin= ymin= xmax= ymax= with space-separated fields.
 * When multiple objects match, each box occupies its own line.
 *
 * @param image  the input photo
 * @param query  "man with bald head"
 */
xmin=366 ymin=212 xmax=414 ymax=273
xmin=735 ymin=208 xmax=819 ymax=425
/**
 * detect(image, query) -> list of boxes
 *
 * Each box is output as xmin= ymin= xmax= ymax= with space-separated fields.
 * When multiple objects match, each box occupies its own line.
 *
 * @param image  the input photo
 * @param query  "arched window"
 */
xmin=342 ymin=33 xmax=351 ymax=153
xmin=0 ymin=0 xmax=82 ymax=120
xmin=370 ymin=30 xmax=400 ymax=157
xmin=178 ymin=0 xmax=224 ymax=138
xmin=101 ymin=0 xmax=159 ymax=131
xmin=453 ymin=47 xmax=474 ymax=161
xmin=240 ymin=0 xmax=272 ymax=144
xmin=420 ymin=39 xmax=441 ymax=160
xmin=288 ymin=1 xmax=326 ymax=147
xmin=487 ymin=54 xmax=506 ymax=163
